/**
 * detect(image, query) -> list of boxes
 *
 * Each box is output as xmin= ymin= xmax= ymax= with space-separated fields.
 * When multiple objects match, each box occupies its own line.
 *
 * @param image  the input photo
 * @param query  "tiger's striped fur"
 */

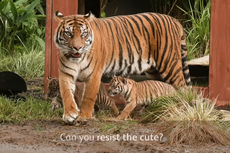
xmin=108 ymin=76 xmax=176 ymax=119
xmin=46 ymin=77 xmax=63 ymax=110
xmin=54 ymin=11 xmax=191 ymax=123
xmin=46 ymin=77 xmax=119 ymax=115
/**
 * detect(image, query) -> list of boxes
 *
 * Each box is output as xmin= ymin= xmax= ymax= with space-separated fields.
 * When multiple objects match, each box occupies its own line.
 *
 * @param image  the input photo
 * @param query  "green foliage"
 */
xmin=0 ymin=0 xmax=45 ymax=55
xmin=178 ymin=0 xmax=211 ymax=60
xmin=101 ymin=11 xmax=106 ymax=18
xmin=0 ymin=96 xmax=62 ymax=123
xmin=100 ymin=0 xmax=107 ymax=17
xmin=0 ymin=48 xmax=45 ymax=79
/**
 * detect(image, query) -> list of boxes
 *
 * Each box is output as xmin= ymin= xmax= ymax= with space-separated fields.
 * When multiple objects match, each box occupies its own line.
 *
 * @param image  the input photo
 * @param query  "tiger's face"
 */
xmin=108 ymin=76 xmax=127 ymax=96
xmin=54 ymin=11 xmax=94 ymax=61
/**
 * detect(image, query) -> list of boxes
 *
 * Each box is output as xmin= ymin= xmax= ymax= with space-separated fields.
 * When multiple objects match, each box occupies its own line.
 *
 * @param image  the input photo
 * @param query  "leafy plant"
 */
xmin=178 ymin=0 xmax=210 ymax=60
xmin=100 ymin=0 xmax=107 ymax=18
xmin=0 ymin=0 xmax=45 ymax=55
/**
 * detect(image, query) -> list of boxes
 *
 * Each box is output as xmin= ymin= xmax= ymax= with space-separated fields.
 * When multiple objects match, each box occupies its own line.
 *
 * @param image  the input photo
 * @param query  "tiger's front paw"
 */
xmin=78 ymin=112 xmax=92 ymax=119
xmin=73 ymin=112 xmax=92 ymax=126
xmin=63 ymin=110 xmax=79 ymax=124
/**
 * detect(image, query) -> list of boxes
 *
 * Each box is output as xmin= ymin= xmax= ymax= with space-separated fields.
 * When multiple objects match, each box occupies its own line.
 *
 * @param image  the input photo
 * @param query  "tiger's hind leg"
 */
xmin=160 ymin=27 xmax=192 ymax=87
xmin=158 ymin=59 xmax=186 ymax=87
xmin=145 ymin=67 xmax=163 ymax=81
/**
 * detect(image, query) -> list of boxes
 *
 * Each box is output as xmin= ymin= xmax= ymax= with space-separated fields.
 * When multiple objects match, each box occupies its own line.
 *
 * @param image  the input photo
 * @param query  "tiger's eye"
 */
xmin=64 ymin=31 xmax=72 ymax=37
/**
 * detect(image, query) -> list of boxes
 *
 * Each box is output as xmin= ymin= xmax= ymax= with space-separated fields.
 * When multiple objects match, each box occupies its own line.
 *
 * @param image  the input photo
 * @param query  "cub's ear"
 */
xmin=47 ymin=76 xmax=52 ymax=81
xmin=120 ymin=77 xmax=127 ymax=85
xmin=55 ymin=11 xmax=64 ymax=21
xmin=84 ymin=11 xmax=95 ymax=21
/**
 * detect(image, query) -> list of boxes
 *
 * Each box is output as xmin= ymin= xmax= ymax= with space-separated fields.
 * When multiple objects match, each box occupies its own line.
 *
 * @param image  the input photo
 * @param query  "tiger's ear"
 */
xmin=84 ymin=11 xmax=94 ymax=21
xmin=55 ymin=11 xmax=64 ymax=21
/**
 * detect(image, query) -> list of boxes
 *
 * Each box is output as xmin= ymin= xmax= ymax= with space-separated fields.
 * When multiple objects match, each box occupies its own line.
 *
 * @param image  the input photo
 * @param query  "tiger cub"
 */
xmin=108 ymin=76 xmax=176 ymax=119
xmin=46 ymin=78 xmax=119 ymax=115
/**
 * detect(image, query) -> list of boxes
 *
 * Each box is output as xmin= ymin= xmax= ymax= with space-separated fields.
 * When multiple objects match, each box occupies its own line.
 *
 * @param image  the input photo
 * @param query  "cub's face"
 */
xmin=47 ymin=78 xmax=60 ymax=100
xmin=108 ymin=76 xmax=127 ymax=96
xmin=54 ymin=11 xmax=94 ymax=61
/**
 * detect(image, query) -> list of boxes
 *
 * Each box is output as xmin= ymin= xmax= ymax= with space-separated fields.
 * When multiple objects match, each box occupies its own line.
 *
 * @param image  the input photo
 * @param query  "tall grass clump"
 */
xmin=179 ymin=0 xmax=210 ymax=60
xmin=141 ymin=89 xmax=230 ymax=145
xmin=140 ymin=89 xmax=197 ymax=123
xmin=0 ymin=48 xmax=44 ymax=79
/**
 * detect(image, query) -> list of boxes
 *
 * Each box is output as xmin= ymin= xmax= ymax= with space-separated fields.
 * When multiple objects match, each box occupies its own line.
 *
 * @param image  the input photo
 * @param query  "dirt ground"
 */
xmin=0 ymin=77 xmax=230 ymax=153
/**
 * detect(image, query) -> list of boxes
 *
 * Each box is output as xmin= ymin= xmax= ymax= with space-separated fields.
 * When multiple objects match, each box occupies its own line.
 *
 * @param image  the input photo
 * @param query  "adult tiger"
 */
xmin=54 ymin=11 xmax=191 ymax=123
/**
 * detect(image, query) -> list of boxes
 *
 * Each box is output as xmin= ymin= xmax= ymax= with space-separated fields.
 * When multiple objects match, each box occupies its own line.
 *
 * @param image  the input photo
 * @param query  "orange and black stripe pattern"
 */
xmin=55 ymin=12 xmax=191 ymax=87
xmin=107 ymin=76 xmax=176 ymax=119
xmin=54 ymin=12 xmax=191 ymax=122
xmin=46 ymin=78 xmax=119 ymax=115
xmin=108 ymin=76 xmax=176 ymax=104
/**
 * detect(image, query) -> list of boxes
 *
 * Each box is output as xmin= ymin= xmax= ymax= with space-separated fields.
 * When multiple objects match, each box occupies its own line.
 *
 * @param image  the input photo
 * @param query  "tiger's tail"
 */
xmin=181 ymin=31 xmax=192 ymax=87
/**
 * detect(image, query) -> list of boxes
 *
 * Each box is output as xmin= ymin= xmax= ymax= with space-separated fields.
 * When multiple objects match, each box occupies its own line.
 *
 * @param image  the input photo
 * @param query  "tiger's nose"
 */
xmin=73 ymin=46 xmax=82 ymax=51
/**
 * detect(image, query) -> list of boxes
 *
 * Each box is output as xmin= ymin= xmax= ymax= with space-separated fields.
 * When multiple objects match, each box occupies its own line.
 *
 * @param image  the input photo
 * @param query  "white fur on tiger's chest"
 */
xmin=77 ymin=59 xmax=94 ymax=81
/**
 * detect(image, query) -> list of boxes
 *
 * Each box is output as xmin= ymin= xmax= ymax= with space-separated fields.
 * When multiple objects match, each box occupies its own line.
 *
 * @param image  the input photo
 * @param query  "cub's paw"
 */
xmin=62 ymin=110 xmax=79 ymax=124
xmin=113 ymin=109 xmax=120 ymax=116
xmin=51 ymin=101 xmax=62 ymax=111
xmin=116 ymin=115 xmax=127 ymax=120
